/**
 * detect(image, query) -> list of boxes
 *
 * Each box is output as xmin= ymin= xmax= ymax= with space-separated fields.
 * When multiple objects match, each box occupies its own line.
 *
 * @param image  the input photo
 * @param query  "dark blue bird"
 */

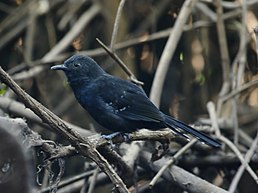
xmin=51 ymin=55 xmax=220 ymax=148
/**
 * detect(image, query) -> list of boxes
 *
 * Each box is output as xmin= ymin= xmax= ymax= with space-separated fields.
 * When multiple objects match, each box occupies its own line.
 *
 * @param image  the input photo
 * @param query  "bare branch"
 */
xmin=110 ymin=0 xmax=127 ymax=50
xmin=149 ymin=139 xmax=197 ymax=187
xmin=96 ymin=38 xmax=144 ymax=86
xmin=142 ymin=151 xmax=229 ymax=193
xmin=214 ymin=0 xmax=231 ymax=99
xmin=219 ymin=135 xmax=258 ymax=183
xmin=207 ymin=101 xmax=258 ymax=182
xmin=229 ymin=132 xmax=258 ymax=192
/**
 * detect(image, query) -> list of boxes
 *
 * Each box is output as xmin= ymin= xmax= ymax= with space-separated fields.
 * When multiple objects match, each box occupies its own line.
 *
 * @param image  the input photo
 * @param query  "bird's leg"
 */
xmin=101 ymin=132 xmax=121 ymax=140
xmin=102 ymin=132 xmax=131 ymax=145
xmin=101 ymin=132 xmax=122 ymax=148
xmin=122 ymin=133 xmax=131 ymax=142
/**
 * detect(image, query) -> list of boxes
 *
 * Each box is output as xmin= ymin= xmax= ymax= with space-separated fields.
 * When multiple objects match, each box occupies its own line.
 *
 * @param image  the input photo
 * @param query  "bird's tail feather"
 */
xmin=163 ymin=114 xmax=220 ymax=148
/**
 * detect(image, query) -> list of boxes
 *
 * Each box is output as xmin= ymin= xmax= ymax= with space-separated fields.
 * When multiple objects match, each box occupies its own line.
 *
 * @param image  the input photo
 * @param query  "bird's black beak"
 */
xmin=51 ymin=64 xmax=67 ymax=71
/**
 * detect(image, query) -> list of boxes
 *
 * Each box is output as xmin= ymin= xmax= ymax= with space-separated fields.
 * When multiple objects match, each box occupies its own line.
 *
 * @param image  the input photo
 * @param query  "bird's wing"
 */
xmin=97 ymin=77 xmax=164 ymax=123
xmin=114 ymin=89 xmax=164 ymax=122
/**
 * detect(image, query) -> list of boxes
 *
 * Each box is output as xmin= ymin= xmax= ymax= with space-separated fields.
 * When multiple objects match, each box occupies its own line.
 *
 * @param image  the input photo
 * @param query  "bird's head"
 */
xmin=51 ymin=55 xmax=105 ymax=83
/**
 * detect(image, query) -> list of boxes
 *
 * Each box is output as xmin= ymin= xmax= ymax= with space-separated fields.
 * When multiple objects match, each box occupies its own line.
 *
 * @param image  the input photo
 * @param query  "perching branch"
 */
xmin=41 ymin=129 xmax=177 ymax=160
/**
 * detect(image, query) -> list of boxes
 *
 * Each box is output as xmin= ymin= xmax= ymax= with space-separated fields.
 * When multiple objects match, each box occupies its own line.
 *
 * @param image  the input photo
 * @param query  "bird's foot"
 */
xmin=101 ymin=132 xmax=132 ymax=147
xmin=101 ymin=132 xmax=121 ymax=148
xmin=101 ymin=132 xmax=121 ymax=140
xmin=122 ymin=133 xmax=131 ymax=142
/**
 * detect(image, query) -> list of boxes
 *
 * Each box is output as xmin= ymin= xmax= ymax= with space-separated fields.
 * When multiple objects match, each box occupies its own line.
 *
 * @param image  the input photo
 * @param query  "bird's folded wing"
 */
xmin=106 ymin=89 xmax=164 ymax=123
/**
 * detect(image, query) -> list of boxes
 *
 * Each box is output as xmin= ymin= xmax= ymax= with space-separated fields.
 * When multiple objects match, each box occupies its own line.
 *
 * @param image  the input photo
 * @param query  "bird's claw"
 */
xmin=101 ymin=132 xmax=131 ymax=148
xmin=101 ymin=132 xmax=121 ymax=140
xmin=101 ymin=132 xmax=121 ymax=148
xmin=122 ymin=133 xmax=131 ymax=142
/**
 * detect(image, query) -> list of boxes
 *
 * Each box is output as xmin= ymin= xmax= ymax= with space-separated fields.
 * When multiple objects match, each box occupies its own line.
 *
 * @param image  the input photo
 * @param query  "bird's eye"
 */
xmin=74 ymin=63 xmax=81 ymax=68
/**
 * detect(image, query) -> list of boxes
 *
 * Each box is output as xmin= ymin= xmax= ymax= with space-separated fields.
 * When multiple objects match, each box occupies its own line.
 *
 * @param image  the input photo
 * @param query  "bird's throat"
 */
xmin=68 ymin=77 xmax=91 ymax=86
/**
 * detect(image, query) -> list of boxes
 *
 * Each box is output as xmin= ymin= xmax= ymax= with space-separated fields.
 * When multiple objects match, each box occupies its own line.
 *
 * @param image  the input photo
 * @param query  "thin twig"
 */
xmin=206 ymin=101 xmax=221 ymax=137
xmin=236 ymin=0 xmax=247 ymax=88
xmin=207 ymin=101 xmax=257 ymax=182
xmin=87 ymin=168 xmax=100 ymax=193
xmin=58 ymin=1 xmax=85 ymax=30
xmin=224 ymin=79 xmax=258 ymax=101
xmin=214 ymin=0 xmax=230 ymax=99
xmin=219 ymin=135 xmax=258 ymax=183
xmin=254 ymin=25 xmax=258 ymax=73
xmin=110 ymin=0 xmax=127 ymax=50
xmin=96 ymin=38 xmax=144 ymax=86
xmin=40 ymin=170 xmax=95 ymax=193
xmin=216 ymin=78 xmax=258 ymax=113
xmin=149 ymin=139 xmax=197 ymax=187
xmin=196 ymin=2 xmax=217 ymax=21
xmin=232 ymin=98 xmax=239 ymax=145
xmin=221 ymin=0 xmax=258 ymax=9
xmin=24 ymin=12 xmax=37 ymax=65
xmin=228 ymin=132 xmax=258 ymax=192
xmin=231 ymin=0 xmax=248 ymax=145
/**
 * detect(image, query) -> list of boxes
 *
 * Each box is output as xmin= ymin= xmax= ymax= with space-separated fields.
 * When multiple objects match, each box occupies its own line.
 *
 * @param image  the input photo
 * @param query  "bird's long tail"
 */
xmin=163 ymin=114 xmax=220 ymax=148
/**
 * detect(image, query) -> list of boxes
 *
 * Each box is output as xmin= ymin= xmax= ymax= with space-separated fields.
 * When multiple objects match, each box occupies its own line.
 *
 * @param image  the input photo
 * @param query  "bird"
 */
xmin=51 ymin=55 xmax=220 ymax=148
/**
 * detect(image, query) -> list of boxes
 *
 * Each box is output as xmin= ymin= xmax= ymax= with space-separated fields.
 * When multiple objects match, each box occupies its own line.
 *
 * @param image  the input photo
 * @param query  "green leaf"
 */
xmin=195 ymin=73 xmax=206 ymax=86
xmin=0 ymin=83 xmax=7 ymax=96
xmin=180 ymin=52 xmax=183 ymax=61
